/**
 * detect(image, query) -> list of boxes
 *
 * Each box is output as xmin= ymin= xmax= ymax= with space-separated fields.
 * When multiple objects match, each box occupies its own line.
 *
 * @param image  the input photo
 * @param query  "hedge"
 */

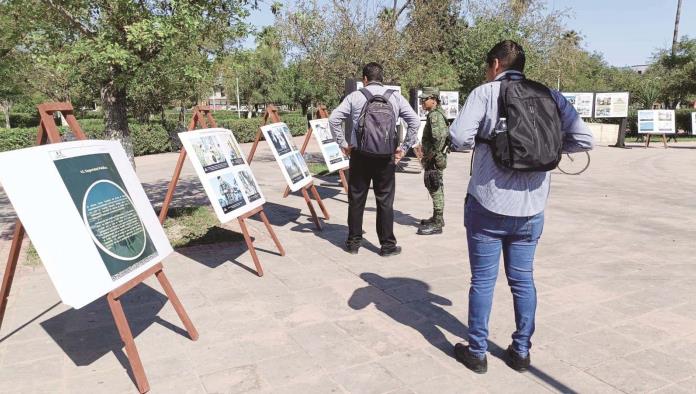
xmin=0 ymin=114 xmax=309 ymax=155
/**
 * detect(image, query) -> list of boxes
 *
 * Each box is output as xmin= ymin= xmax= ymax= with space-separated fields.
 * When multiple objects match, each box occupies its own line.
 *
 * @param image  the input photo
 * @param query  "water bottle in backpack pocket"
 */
xmin=356 ymin=88 xmax=398 ymax=157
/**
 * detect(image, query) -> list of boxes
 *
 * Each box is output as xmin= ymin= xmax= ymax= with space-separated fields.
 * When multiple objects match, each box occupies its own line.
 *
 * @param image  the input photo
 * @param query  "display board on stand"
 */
xmin=158 ymin=106 xmax=285 ymax=277
xmin=637 ymin=109 xmax=674 ymax=148
xmin=281 ymin=105 xmax=349 ymax=197
xmin=561 ymin=92 xmax=594 ymax=118
xmin=592 ymin=92 xmax=630 ymax=148
xmin=0 ymin=102 xmax=198 ymax=394
xmin=246 ymin=105 xmax=329 ymax=230
xmin=691 ymin=112 xmax=696 ymax=135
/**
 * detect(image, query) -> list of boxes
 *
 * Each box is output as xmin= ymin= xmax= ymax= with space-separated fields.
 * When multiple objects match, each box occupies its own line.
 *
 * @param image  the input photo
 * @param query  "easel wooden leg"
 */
xmin=259 ymin=209 xmax=285 ymax=256
xmin=645 ymin=134 xmax=651 ymax=148
xmin=107 ymin=293 xmax=150 ymax=394
xmin=0 ymin=220 xmax=25 ymax=330
xmin=158 ymin=149 xmax=188 ymax=223
xmin=301 ymin=188 xmax=322 ymax=230
xmin=661 ymin=134 xmax=668 ymax=148
xmin=154 ymin=270 xmax=199 ymax=340
xmin=282 ymin=185 xmax=291 ymax=198
xmin=237 ymin=218 xmax=264 ymax=277
xmin=338 ymin=169 xmax=349 ymax=193
xmin=309 ymin=184 xmax=330 ymax=220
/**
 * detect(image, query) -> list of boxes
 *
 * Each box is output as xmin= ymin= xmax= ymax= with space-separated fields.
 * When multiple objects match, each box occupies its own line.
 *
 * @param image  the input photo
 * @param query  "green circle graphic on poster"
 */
xmin=82 ymin=180 xmax=147 ymax=261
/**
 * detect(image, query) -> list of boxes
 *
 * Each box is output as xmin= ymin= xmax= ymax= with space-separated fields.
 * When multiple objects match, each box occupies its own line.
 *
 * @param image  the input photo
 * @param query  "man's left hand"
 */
xmin=394 ymin=147 xmax=405 ymax=164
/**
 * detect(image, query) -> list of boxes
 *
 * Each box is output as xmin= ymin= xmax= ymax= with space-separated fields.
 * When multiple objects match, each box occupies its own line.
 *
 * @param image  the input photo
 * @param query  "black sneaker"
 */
xmin=505 ymin=345 xmax=530 ymax=372
xmin=379 ymin=245 xmax=401 ymax=257
xmin=420 ymin=217 xmax=445 ymax=227
xmin=345 ymin=241 xmax=360 ymax=254
xmin=454 ymin=343 xmax=487 ymax=374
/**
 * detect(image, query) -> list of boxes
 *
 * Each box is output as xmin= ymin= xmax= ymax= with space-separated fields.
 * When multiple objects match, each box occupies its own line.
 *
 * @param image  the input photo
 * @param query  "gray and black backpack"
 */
xmin=476 ymin=76 xmax=563 ymax=172
xmin=356 ymin=88 xmax=397 ymax=157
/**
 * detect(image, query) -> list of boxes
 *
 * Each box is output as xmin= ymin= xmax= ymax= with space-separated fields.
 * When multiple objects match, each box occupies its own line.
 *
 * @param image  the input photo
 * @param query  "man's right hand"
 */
xmin=341 ymin=146 xmax=352 ymax=157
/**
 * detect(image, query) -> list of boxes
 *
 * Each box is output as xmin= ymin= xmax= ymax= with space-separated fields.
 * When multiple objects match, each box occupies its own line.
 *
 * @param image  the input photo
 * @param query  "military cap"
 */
xmin=419 ymin=87 xmax=440 ymax=99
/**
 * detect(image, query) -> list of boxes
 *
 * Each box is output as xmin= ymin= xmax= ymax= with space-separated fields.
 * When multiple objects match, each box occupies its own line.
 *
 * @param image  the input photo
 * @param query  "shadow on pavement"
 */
xmin=40 ymin=284 xmax=189 ymax=386
xmin=176 ymin=241 xmax=261 ymax=276
xmin=349 ymin=273 xmax=578 ymax=394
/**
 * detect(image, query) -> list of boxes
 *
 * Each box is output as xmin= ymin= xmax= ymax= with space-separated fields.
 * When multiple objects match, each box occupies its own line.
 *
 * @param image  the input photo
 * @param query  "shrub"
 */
xmin=0 ymin=112 xmax=309 ymax=154
xmin=8 ymin=113 xmax=40 ymax=128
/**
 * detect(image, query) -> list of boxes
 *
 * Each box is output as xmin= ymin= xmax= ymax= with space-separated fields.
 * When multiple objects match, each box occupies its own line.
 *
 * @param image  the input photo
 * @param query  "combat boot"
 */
xmin=419 ymin=215 xmax=444 ymax=227
xmin=417 ymin=212 xmax=443 ymax=235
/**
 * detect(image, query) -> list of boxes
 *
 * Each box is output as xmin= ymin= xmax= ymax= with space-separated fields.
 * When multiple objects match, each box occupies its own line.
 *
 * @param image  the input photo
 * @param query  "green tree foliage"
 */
xmin=10 ymin=0 xmax=254 ymax=161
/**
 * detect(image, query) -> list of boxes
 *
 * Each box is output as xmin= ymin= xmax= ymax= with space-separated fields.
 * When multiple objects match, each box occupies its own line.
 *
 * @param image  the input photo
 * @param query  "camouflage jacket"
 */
xmin=421 ymin=106 xmax=448 ymax=169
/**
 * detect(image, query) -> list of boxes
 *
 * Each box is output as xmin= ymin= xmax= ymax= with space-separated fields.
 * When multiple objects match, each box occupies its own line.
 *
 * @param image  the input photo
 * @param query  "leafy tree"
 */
xmin=15 ymin=0 xmax=254 ymax=161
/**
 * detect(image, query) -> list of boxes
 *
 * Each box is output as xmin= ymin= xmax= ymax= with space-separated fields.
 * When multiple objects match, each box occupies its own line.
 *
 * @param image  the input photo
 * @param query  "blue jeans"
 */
xmin=464 ymin=196 xmax=544 ymax=358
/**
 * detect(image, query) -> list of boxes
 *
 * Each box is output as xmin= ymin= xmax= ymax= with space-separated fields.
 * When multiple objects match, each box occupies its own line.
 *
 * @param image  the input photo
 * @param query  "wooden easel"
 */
xmin=645 ymin=133 xmax=668 ymax=148
xmin=158 ymin=105 xmax=284 ymax=277
xmin=0 ymin=103 xmax=198 ymax=394
xmin=246 ymin=105 xmax=329 ymax=231
xmin=282 ymin=105 xmax=348 ymax=198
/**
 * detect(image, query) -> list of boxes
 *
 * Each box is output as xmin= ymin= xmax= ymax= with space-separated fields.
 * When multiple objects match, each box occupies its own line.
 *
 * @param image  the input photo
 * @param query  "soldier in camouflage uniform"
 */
xmin=418 ymin=87 xmax=448 ymax=235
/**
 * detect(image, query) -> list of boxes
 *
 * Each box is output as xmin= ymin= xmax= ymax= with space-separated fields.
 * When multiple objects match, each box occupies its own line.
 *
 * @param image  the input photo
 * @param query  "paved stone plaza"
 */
xmin=1 ymin=138 xmax=696 ymax=393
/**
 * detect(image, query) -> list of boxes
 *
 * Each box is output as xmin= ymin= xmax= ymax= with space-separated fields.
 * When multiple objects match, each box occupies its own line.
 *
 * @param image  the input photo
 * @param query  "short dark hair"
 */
xmin=486 ymin=40 xmax=525 ymax=72
xmin=362 ymin=62 xmax=384 ymax=82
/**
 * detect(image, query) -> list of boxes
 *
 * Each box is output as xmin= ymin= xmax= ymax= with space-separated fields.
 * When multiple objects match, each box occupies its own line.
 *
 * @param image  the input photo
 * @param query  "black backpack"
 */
xmin=476 ymin=76 xmax=562 ymax=172
xmin=356 ymin=88 xmax=398 ymax=157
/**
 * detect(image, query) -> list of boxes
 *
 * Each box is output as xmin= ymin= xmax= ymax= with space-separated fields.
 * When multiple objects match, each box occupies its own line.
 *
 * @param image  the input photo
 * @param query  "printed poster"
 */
xmin=562 ymin=92 xmax=594 ymax=118
xmin=309 ymin=118 xmax=349 ymax=173
xmin=260 ymin=122 xmax=313 ymax=192
xmin=415 ymin=89 xmax=459 ymax=120
xmin=0 ymin=140 xmax=172 ymax=308
xmin=179 ymin=128 xmax=265 ymax=222
xmin=637 ymin=110 xmax=676 ymax=134
xmin=594 ymin=92 xmax=629 ymax=118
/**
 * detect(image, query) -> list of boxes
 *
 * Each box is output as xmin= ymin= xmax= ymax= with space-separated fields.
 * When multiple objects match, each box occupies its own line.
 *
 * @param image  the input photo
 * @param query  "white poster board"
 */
xmin=637 ymin=110 xmax=676 ymax=134
xmin=594 ymin=92 xmax=629 ymax=118
xmin=178 ymin=128 xmax=265 ymax=222
xmin=691 ymin=112 xmax=696 ymax=135
xmin=260 ymin=122 xmax=313 ymax=192
xmin=562 ymin=92 xmax=594 ymax=118
xmin=415 ymin=89 xmax=460 ymax=120
xmin=309 ymin=119 xmax=349 ymax=173
xmin=0 ymin=140 xmax=172 ymax=308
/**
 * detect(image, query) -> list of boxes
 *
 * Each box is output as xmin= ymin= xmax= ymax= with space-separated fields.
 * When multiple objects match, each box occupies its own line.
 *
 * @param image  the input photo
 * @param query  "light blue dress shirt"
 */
xmin=449 ymin=70 xmax=594 ymax=217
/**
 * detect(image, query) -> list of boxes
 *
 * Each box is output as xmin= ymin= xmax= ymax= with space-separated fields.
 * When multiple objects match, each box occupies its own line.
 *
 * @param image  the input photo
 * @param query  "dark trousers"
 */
xmin=347 ymin=151 xmax=396 ymax=248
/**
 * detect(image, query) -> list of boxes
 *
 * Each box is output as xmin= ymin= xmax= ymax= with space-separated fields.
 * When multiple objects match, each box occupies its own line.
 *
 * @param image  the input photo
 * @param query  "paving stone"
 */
xmin=331 ymin=362 xmax=404 ymax=394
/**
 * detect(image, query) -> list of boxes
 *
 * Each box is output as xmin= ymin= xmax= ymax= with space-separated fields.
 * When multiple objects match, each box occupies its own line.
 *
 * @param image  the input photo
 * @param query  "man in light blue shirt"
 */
xmin=328 ymin=63 xmax=420 ymax=256
xmin=449 ymin=40 xmax=593 ymax=374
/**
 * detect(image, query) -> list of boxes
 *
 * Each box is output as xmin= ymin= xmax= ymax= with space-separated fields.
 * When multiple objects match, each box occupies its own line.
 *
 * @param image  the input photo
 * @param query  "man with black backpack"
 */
xmin=449 ymin=40 xmax=593 ymax=374
xmin=328 ymin=62 xmax=420 ymax=256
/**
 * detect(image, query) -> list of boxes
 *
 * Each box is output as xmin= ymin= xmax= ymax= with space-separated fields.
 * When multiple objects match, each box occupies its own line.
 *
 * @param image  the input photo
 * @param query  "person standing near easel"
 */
xmin=417 ymin=87 xmax=449 ymax=236
xmin=328 ymin=62 xmax=420 ymax=256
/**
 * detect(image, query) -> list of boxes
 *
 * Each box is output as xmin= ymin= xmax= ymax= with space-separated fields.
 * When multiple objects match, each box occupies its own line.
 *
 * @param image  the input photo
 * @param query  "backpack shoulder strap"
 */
xmin=359 ymin=88 xmax=374 ymax=102
xmin=498 ymin=78 xmax=510 ymax=118
xmin=382 ymin=89 xmax=395 ymax=102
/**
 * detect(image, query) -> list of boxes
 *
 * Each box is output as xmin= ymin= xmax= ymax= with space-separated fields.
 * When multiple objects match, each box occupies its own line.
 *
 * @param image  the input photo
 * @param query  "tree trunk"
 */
xmin=300 ymin=101 xmax=309 ymax=116
xmin=672 ymin=0 xmax=683 ymax=57
xmin=0 ymin=100 xmax=11 ymax=128
xmin=101 ymin=80 xmax=134 ymax=166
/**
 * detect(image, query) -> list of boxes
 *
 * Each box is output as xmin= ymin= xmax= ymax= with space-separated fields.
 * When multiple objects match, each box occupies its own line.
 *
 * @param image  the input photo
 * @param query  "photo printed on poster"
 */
xmin=562 ymin=92 xmax=594 ymax=118
xmin=261 ymin=122 xmax=313 ymax=192
xmin=637 ymin=110 xmax=676 ymax=134
xmin=594 ymin=92 xmax=629 ymax=118
xmin=0 ymin=140 xmax=172 ymax=308
xmin=310 ymin=118 xmax=349 ymax=173
xmin=53 ymin=153 xmax=158 ymax=280
xmin=179 ymin=128 xmax=266 ymax=222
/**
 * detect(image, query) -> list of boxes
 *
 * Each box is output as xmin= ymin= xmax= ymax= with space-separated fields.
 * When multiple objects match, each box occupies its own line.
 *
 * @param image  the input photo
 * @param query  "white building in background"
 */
xmin=207 ymin=86 xmax=230 ymax=110
xmin=629 ymin=65 xmax=648 ymax=74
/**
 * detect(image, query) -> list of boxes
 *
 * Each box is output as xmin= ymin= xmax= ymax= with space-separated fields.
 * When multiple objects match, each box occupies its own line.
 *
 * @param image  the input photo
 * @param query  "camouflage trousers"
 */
xmin=428 ymin=169 xmax=444 ymax=216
